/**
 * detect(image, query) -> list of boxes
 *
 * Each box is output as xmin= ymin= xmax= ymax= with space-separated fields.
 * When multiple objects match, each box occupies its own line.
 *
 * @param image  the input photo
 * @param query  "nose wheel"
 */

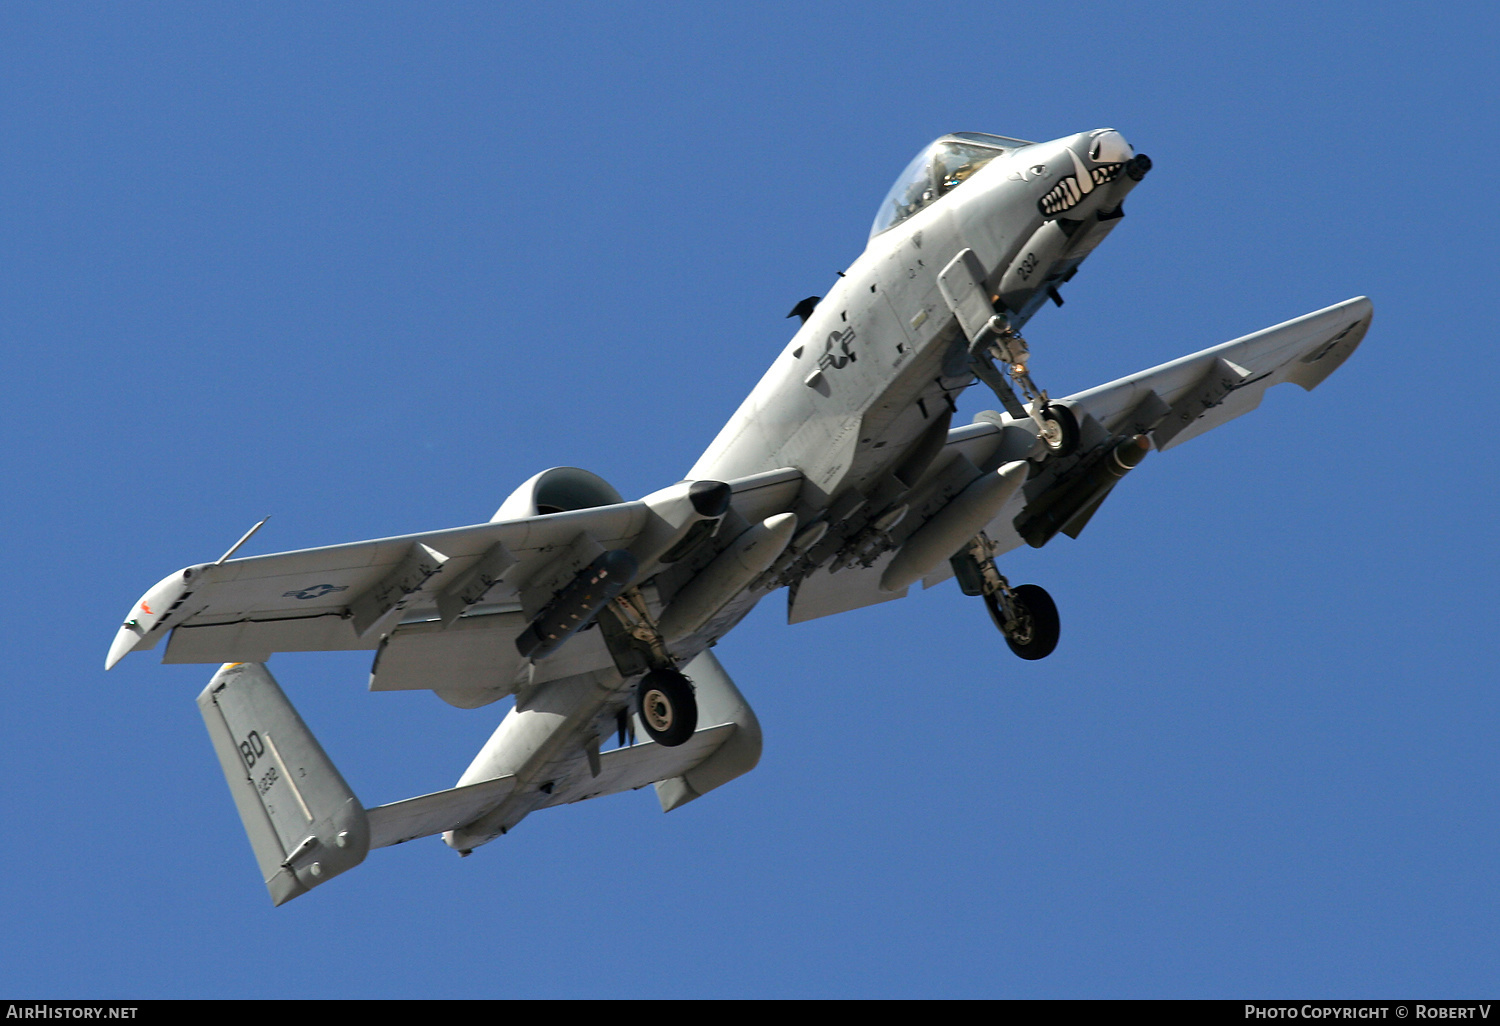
xmin=635 ymin=668 xmax=697 ymax=747
xmin=1037 ymin=404 xmax=1079 ymax=457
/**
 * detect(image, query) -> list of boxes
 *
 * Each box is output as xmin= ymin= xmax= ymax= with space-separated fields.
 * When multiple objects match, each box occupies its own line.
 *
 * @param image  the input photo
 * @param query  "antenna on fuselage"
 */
xmin=787 ymin=296 xmax=820 ymax=324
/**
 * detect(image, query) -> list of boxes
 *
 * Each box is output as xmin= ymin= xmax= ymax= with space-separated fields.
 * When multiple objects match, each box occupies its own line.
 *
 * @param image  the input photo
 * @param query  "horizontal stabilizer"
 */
xmin=364 ymin=726 xmax=739 ymax=849
xmin=368 ymin=775 xmax=519 ymax=849
xmin=541 ymin=724 xmax=737 ymax=810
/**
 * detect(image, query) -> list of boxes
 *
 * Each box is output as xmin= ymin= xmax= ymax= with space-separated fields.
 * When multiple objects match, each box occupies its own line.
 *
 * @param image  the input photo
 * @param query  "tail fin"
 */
xmin=197 ymin=663 xmax=370 ymax=905
xmin=652 ymin=649 xmax=763 ymax=812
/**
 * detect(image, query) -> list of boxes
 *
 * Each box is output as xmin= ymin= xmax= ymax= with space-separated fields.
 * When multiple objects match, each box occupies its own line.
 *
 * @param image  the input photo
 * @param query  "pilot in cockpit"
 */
xmin=872 ymin=132 xmax=1026 ymax=237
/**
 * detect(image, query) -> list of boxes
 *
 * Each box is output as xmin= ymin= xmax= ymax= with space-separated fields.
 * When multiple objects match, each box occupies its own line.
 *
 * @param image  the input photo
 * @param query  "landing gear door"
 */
xmin=937 ymin=248 xmax=998 ymax=342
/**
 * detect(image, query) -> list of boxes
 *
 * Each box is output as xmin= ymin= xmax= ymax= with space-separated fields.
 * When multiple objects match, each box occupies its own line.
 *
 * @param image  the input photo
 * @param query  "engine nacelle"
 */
xmin=491 ymin=467 xmax=624 ymax=522
xmin=629 ymin=478 xmax=733 ymax=574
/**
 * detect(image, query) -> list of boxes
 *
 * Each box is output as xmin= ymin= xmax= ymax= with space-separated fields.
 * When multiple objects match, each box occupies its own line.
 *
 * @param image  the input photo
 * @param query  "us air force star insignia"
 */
xmin=284 ymin=583 xmax=349 ymax=600
xmin=817 ymin=327 xmax=857 ymax=371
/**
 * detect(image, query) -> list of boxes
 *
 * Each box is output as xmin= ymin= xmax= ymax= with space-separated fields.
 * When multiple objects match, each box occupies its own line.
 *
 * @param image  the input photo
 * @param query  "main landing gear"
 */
xmin=635 ymin=668 xmax=697 ymax=747
xmin=954 ymin=533 xmax=1061 ymax=661
xmin=984 ymin=584 xmax=1059 ymax=661
xmin=605 ymin=587 xmax=699 ymax=748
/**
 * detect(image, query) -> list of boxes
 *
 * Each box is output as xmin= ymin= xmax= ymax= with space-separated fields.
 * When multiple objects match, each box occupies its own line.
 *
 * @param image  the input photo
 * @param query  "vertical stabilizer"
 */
xmin=196 ymin=663 xmax=370 ymax=905
xmin=654 ymin=650 xmax=763 ymax=812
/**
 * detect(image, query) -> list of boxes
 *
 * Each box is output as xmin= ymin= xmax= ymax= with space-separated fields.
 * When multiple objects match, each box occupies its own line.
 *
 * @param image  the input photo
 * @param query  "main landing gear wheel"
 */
xmin=635 ymin=668 xmax=697 ymax=747
xmin=985 ymin=583 xmax=1060 ymax=661
xmin=1038 ymin=405 xmax=1079 ymax=458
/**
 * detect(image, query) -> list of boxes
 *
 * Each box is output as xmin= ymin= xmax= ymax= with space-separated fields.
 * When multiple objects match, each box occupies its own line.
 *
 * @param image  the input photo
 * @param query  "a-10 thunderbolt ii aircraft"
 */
xmin=108 ymin=127 xmax=1370 ymax=904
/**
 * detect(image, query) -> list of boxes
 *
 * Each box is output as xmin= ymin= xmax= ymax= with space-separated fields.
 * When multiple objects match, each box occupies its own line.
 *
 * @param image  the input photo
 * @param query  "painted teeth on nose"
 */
xmin=1039 ymin=161 xmax=1127 ymax=216
xmin=1040 ymin=177 xmax=1082 ymax=215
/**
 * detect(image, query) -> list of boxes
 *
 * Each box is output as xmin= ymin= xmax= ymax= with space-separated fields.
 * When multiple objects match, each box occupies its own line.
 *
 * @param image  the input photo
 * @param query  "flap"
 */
xmin=788 ymin=550 xmax=907 ymax=624
xmin=368 ymin=609 xmax=529 ymax=708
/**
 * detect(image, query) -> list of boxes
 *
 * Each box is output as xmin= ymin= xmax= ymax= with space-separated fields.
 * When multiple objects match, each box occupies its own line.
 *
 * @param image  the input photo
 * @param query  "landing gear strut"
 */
xmin=955 ymin=533 xmax=1061 ymax=660
xmin=604 ymin=587 xmax=699 ymax=748
xmin=936 ymin=248 xmax=1077 ymax=460
xmin=968 ymin=317 xmax=1078 ymax=459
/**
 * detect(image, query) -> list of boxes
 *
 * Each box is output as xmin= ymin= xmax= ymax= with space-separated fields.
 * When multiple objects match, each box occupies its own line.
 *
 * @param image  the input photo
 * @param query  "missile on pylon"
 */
xmin=658 ymin=513 xmax=798 ymax=642
xmin=879 ymin=461 xmax=1030 ymax=593
xmin=1013 ymin=434 xmax=1150 ymax=548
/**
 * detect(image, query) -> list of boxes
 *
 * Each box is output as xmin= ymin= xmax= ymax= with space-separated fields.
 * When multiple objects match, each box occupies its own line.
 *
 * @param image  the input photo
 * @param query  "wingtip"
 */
xmin=1339 ymin=295 xmax=1374 ymax=323
xmin=105 ymin=628 xmax=135 ymax=670
xmin=106 ymin=565 xmax=204 ymax=670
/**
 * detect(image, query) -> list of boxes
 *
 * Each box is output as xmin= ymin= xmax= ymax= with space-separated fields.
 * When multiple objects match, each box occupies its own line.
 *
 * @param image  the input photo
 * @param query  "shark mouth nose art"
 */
xmin=1038 ymin=161 xmax=1125 ymax=216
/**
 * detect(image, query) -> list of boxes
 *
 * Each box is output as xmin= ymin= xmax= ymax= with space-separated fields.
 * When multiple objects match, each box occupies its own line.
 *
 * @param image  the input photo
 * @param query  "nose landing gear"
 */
xmin=1036 ymin=402 xmax=1079 ymax=458
xmin=967 ymin=316 xmax=1078 ymax=459
xmin=936 ymin=246 xmax=1079 ymax=460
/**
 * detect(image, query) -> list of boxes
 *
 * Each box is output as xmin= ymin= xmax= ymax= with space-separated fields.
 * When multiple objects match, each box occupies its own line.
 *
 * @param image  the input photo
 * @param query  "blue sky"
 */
xmin=4 ymin=2 xmax=1498 ymax=998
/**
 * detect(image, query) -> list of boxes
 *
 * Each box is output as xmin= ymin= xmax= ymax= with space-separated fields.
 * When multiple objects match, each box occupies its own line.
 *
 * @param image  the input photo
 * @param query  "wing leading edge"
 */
xmin=1064 ymin=295 xmax=1371 ymax=450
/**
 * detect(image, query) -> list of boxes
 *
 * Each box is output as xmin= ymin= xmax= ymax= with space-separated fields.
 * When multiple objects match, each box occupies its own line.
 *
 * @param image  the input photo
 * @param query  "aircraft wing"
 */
xmin=109 ymin=468 xmax=803 ymax=699
xmin=789 ymin=297 xmax=1371 ymax=622
xmin=1059 ymin=295 xmax=1371 ymax=450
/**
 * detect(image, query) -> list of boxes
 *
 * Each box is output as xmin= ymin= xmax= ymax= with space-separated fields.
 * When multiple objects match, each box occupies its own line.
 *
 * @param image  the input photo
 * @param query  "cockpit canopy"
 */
xmin=870 ymin=132 xmax=1034 ymax=238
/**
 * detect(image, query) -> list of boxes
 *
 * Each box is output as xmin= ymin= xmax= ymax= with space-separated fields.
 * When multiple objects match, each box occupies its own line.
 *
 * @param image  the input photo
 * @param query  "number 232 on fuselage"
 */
xmin=108 ymin=128 xmax=1370 ymax=905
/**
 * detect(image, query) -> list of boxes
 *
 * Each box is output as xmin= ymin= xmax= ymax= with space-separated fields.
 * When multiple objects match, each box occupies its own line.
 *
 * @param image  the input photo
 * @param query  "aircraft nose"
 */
xmin=1082 ymin=128 xmax=1133 ymax=165
xmin=1037 ymin=129 xmax=1152 ymax=220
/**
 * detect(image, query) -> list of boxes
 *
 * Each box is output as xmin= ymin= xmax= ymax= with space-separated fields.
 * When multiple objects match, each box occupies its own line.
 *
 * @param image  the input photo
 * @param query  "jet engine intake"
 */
xmin=492 ymin=467 xmax=624 ymax=522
